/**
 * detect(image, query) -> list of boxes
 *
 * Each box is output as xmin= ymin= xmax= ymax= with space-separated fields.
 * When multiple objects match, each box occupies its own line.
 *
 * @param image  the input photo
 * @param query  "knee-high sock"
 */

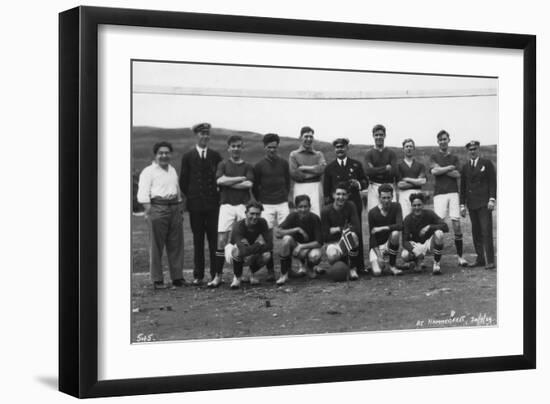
xmin=232 ymin=258 xmax=243 ymax=277
xmin=348 ymin=249 xmax=359 ymax=269
xmin=266 ymin=252 xmax=274 ymax=272
xmin=433 ymin=243 xmax=443 ymax=263
xmin=214 ymin=249 xmax=225 ymax=275
xmin=280 ymin=255 xmax=291 ymax=275
xmin=454 ymin=234 xmax=463 ymax=257
xmin=388 ymin=242 xmax=399 ymax=267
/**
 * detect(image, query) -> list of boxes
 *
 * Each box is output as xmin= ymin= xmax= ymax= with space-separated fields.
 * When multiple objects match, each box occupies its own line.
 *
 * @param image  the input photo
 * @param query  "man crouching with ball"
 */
xmin=275 ymin=195 xmax=323 ymax=285
xmin=401 ymin=193 xmax=449 ymax=275
xmin=321 ymin=182 xmax=361 ymax=280
xmin=225 ymin=201 xmax=273 ymax=289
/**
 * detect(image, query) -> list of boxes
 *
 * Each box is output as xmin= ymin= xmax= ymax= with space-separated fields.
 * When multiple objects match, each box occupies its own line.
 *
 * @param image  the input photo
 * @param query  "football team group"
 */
xmin=137 ymin=123 xmax=496 ymax=290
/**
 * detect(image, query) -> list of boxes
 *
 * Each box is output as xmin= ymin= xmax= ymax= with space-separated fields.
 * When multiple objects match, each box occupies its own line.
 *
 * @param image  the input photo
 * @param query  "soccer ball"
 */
xmin=328 ymin=261 xmax=349 ymax=282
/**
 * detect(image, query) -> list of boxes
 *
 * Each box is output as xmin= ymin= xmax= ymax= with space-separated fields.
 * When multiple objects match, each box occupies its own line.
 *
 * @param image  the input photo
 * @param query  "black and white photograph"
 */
xmin=131 ymin=60 xmax=498 ymax=342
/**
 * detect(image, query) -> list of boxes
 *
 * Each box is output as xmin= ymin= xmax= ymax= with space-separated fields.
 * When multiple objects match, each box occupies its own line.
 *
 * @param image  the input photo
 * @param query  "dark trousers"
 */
xmin=189 ymin=208 xmax=219 ymax=279
xmin=147 ymin=204 xmax=184 ymax=283
xmin=468 ymin=207 xmax=495 ymax=265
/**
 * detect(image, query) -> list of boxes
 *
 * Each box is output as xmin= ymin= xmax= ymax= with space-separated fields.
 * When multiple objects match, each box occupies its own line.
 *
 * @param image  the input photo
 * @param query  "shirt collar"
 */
xmin=338 ymin=157 xmax=348 ymax=166
xmin=152 ymin=161 xmax=171 ymax=171
xmin=471 ymin=157 xmax=480 ymax=165
xmin=196 ymin=145 xmax=208 ymax=155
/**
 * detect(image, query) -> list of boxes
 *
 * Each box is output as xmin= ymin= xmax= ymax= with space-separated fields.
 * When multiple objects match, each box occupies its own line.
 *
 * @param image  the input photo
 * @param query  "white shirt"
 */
xmin=470 ymin=157 xmax=479 ymax=168
xmin=338 ymin=157 xmax=348 ymax=167
xmin=137 ymin=161 xmax=180 ymax=204
xmin=196 ymin=145 xmax=208 ymax=159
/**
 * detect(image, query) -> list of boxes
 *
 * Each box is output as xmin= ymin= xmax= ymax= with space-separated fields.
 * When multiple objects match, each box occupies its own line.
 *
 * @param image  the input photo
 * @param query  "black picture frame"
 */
xmin=59 ymin=5 xmax=536 ymax=398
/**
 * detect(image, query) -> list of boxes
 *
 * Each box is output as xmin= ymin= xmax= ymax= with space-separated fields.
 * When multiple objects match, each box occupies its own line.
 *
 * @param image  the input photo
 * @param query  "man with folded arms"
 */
xmin=225 ymin=201 xmax=273 ymax=289
xmin=401 ymin=193 xmax=449 ymax=275
xmin=137 ymin=141 xmax=186 ymax=289
xmin=396 ymin=138 xmax=426 ymax=217
xmin=321 ymin=182 xmax=361 ymax=280
xmin=368 ymin=184 xmax=403 ymax=276
xmin=460 ymin=140 xmax=497 ymax=270
xmin=289 ymin=126 xmax=326 ymax=216
xmin=364 ymin=124 xmax=397 ymax=210
xmin=275 ymin=195 xmax=323 ymax=285
xmin=210 ymin=135 xmax=255 ymax=288
xmin=253 ymin=133 xmax=291 ymax=281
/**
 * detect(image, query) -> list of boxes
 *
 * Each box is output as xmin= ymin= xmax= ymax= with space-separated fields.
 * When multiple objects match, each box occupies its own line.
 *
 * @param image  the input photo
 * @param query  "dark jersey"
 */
xmin=230 ymin=217 xmax=272 ymax=257
xmin=279 ymin=211 xmax=322 ymax=244
xmin=364 ymin=147 xmax=397 ymax=184
xmin=216 ymin=159 xmax=254 ymax=205
xmin=430 ymin=152 xmax=460 ymax=195
xmin=321 ymin=201 xmax=360 ymax=243
xmin=252 ymin=156 xmax=290 ymax=204
xmin=402 ymin=209 xmax=449 ymax=252
xmin=397 ymin=160 xmax=425 ymax=190
xmin=368 ymin=202 xmax=403 ymax=247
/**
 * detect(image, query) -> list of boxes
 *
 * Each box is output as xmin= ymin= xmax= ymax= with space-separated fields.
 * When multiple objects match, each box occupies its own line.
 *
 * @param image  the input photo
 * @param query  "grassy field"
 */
xmin=131 ymin=125 xmax=497 ymax=342
xmin=131 ymin=206 xmax=497 ymax=342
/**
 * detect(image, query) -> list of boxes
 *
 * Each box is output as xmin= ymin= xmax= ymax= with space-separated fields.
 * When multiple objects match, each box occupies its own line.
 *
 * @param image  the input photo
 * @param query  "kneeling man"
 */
xmin=225 ymin=201 xmax=273 ymax=289
xmin=368 ymin=184 xmax=403 ymax=276
xmin=401 ymin=193 xmax=449 ymax=275
xmin=321 ymin=182 xmax=361 ymax=280
xmin=275 ymin=195 xmax=323 ymax=285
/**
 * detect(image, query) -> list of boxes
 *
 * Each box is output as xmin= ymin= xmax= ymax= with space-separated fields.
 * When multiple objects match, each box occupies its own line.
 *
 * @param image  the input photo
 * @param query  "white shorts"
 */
xmin=369 ymin=239 xmax=397 ymax=262
xmin=325 ymin=242 xmax=344 ymax=258
xmin=367 ymin=182 xmax=396 ymax=211
xmin=433 ymin=192 xmax=460 ymax=220
xmin=261 ymin=202 xmax=290 ymax=229
xmin=217 ymin=203 xmax=246 ymax=232
xmin=398 ymin=189 xmax=418 ymax=218
xmin=293 ymin=182 xmax=322 ymax=217
xmin=409 ymin=237 xmax=434 ymax=257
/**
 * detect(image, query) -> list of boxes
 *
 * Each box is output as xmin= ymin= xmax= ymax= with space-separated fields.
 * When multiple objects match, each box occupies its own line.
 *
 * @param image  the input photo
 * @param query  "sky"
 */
xmin=132 ymin=61 xmax=498 ymax=147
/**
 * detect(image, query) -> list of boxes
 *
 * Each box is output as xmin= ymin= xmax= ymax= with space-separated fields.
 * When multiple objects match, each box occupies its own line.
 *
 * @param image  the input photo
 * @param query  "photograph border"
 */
xmin=59 ymin=6 xmax=536 ymax=398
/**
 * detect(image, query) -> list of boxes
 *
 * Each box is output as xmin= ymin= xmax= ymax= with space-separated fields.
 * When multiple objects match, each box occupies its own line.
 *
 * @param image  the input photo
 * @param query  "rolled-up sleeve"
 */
xmin=137 ymin=167 xmax=152 ymax=204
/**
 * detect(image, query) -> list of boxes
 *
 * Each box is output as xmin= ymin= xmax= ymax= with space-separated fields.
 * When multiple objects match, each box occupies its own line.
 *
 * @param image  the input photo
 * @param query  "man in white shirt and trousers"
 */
xmin=137 ymin=141 xmax=186 ymax=289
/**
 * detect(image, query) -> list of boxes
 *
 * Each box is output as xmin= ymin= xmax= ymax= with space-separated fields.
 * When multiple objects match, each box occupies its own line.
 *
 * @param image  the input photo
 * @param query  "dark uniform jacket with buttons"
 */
xmin=459 ymin=157 xmax=496 ymax=210
xmin=179 ymin=148 xmax=222 ymax=212
xmin=323 ymin=158 xmax=368 ymax=212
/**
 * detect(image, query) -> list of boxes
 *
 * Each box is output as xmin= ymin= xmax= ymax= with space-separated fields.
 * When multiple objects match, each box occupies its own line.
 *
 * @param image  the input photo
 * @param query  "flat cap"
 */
xmin=192 ymin=122 xmax=211 ymax=133
xmin=332 ymin=138 xmax=349 ymax=147
xmin=465 ymin=140 xmax=480 ymax=149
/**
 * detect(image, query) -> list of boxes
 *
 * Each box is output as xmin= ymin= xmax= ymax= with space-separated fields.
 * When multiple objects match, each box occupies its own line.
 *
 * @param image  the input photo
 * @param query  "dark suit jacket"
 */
xmin=460 ymin=157 xmax=496 ymax=210
xmin=179 ymin=148 xmax=222 ymax=211
xmin=323 ymin=158 xmax=368 ymax=212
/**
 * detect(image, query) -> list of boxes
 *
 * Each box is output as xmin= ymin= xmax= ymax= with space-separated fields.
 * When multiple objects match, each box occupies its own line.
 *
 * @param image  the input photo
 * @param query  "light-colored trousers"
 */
xmin=147 ymin=204 xmax=184 ymax=283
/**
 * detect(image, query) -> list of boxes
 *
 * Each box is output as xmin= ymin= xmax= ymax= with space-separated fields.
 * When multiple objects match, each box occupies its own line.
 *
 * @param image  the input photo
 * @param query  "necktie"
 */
xmin=201 ymin=150 xmax=205 ymax=160
xmin=340 ymin=159 xmax=344 ymax=167
xmin=471 ymin=159 xmax=475 ymax=168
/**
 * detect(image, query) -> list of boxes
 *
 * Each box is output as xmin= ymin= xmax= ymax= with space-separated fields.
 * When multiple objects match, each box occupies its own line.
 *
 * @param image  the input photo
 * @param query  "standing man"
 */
xmin=289 ymin=126 xmax=326 ymax=216
xmin=367 ymin=184 xmax=403 ymax=276
xmin=253 ymin=133 xmax=291 ymax=281
xmin=401 ymin=192 xmax=449 ymax=275
xmin=430 ymin=130 xmax=469 ymax=267
xmin=210 ymin=135 xmax=255 ymax=288
xmin=364 ymin=124 xmax=397 ymax=210
xmin=179 ymin=122 xmax=222 ymax=286
xmin=137 ymin=141 xmax=186 ymax=289
xmin=275 ymin=195 xmax=323 ymax=285
xmin=460 ymin=141 xmax=497 ymax=269
xmin=323 ymin=138 xmax=369 ymax=272
xmin=225 ymin=201 xmax=273 ymax=289
xmin=397 ymin=138 xmax=427 ymax=217
xmin=321 ymin=182 xmax=361 ymax=280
